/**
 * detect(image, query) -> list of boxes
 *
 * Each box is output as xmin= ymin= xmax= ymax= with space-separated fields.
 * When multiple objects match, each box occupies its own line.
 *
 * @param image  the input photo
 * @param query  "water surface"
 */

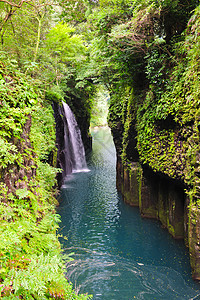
xmin=58 ymin=127 xmax=200 ymax=300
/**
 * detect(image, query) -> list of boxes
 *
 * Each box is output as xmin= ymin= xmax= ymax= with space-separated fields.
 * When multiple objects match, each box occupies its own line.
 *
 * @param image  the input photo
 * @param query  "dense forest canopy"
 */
xmin=0 ymin=0 xmax=200 ymax=298
xmin=0 ymin=0 xmax=199 ymax=99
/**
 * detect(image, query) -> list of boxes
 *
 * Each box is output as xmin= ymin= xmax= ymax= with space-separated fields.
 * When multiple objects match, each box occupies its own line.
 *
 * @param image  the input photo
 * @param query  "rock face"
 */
xmin=110 ymin=120 xmax=200 ymax=280
xmin=1 ymin=115 xmax=37 ymax=194
xmin=107 ymin=4 xmax=200 ymax=278
xmin=52 ymin=102 xmax=69 ymax=187
xmin=189 ymin=206 xmax=200 ymax=280
xmin=63 ymin=94 xmax=92 ymax=154
xmin=52 ymin=101 xmax=91 ymax=187
xmin=117 ymin=160 xmax=186 ymax=239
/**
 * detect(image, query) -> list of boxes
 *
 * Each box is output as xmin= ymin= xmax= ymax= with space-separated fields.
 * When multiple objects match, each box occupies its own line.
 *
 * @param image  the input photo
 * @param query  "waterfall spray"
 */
xmin=62 ymin=101 xmax=89 ymax=173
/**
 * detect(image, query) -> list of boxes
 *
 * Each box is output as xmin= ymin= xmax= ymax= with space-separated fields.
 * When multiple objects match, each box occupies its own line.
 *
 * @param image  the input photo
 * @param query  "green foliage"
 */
xmin=0 ymin=62 xmax=36 ymax=170
xmin=0 ymin=60 xmax=91 ymax=299
xmin=0 ymin=213 xmax=91 ymax=299
xmin=30 ymin=105 xmax=56 ymax=161
xmin=0 ymin=139 xmax=19 ymax=168
xmin=37 ymin=161 xmax=59 ymax=194
xmin=59 ymin=0 xmax=96 ymax=23
xmin=133 ymin=4 xmax=200 ymax=202
xmin=45 ymin=22 xmax=87 ymax=64
xmin=45 ymin=87 xmax=64 ymax=104
xmin=103 ymin=0 xmax=200 ymax=208
xmin=1 ymin=0 xmax=199 ymax=296
xmin=107 ymin=90 xmax=125 ymax=131
xmin=90 ymin=85 xmax=109 ymax=127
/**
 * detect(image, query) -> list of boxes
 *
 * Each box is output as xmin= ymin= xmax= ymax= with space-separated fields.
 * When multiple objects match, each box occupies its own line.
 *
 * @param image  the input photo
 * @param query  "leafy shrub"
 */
xmin=0 ymin=61 xmax=92 ymax=299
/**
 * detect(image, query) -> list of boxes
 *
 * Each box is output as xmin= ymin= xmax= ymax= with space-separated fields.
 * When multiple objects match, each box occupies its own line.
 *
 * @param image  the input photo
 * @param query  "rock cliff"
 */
xmin=108 ymin=5 xmax=200 ymax=280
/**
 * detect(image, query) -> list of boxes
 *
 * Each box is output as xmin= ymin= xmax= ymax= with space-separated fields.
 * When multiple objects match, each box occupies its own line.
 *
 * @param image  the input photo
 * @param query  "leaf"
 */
xmin=15 ymin=188 xmax=29 ymax=199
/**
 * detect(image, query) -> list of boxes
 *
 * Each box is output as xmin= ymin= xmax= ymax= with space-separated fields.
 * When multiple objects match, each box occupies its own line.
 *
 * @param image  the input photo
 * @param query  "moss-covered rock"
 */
xmin=189 ymin=204 xmax=200 ymax=280
xmin=108 ymin=4 xmax=200 ymax=279
xmin=0 ymin=62 xmax=91 ymax=299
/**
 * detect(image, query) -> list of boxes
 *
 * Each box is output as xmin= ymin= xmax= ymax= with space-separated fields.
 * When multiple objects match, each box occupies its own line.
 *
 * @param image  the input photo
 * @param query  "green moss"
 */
xmin=158 ymin=196 xmax=168 ymax=228
xmin=0 ymin=62 xmax=91 ymax=299
xmin=112 ymin=6 xmax=200 ymax=209
xmin=167 ymin=221 xmax=184 ymax=239
xmin=106 ymin=2 xmax=200 ymax=279
xmin=140 ymin=205 xmax=158 ymax=219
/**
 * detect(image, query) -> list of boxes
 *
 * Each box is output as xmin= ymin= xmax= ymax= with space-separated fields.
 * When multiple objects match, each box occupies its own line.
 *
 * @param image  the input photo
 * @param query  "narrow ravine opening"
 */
xmin=2 ymin=1 xmax=200 ymax=298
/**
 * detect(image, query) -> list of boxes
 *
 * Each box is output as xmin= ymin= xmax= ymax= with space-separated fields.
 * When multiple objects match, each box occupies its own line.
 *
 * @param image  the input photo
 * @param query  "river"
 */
xmin=57 ymin=127 xmax=200 ymax=300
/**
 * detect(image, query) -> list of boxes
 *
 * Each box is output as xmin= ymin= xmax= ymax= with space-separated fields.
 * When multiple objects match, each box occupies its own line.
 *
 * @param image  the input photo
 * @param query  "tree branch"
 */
xmin=0 ymin=0 xmax=55 ymax=9
xmin=0 ymin=0 xmax=31 ymax=8
xmin=0 ymin=6 xmax=15 ymax=33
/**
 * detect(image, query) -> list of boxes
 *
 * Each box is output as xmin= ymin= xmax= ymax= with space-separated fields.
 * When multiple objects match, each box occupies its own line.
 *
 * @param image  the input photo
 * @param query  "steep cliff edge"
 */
xmin=108 ymin=5 xmax=200 ymax=280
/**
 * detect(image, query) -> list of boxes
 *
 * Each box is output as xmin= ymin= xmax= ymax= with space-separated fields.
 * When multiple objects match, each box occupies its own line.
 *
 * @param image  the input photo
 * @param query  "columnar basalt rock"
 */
xmin=139 ymin=168 xmax=159 ymax=219
xmin=158 ymin=179 xmax=169 ymax=229
xmin=167 ymin=184 xmax=185 ymax=239
xmin=117 ymin=161 xmax=141 ymax=206
xmin=113 ymin=133 xmax=200 ymax=278
xmin=128 ymin=163 xmax=141 ymax=207
xmin=189 ymin=205 xmax=200 ymax=280
xmin=106 ymin=0 xmax=200 ymax=282
xmin=117 ymin=161 xmax=186 ymax=238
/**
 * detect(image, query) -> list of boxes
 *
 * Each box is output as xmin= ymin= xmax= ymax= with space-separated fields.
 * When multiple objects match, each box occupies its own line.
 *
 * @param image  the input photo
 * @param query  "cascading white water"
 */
xmin=62 ymin=101 xmax=89 ymax=173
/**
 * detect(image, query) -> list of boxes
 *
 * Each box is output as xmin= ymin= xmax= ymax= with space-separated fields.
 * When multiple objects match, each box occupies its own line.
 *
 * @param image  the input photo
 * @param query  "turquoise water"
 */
xmin=58 ymin=127 xmax=200 ymax=300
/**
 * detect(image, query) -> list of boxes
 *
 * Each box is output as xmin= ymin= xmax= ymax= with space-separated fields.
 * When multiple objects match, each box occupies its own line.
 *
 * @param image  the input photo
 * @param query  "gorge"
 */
xmin=58 ymin=125 xmax=200 ymax=299
xmin=0 ymin=0 xmax=200 ymax=299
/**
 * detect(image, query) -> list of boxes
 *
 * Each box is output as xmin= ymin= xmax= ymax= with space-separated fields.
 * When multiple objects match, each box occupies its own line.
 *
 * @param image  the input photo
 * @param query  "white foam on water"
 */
xmin=64 ymin=247 xmax=200 ymax=300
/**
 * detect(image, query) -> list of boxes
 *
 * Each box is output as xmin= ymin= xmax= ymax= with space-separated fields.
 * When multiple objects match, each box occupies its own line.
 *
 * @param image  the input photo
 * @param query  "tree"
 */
xmin=59 ymin=0 xmax=97 ymax=24
xmin=0 ymin=0 xmax=57 ymax=67
xmin=43 ymin=22 xmax=88 ymax=85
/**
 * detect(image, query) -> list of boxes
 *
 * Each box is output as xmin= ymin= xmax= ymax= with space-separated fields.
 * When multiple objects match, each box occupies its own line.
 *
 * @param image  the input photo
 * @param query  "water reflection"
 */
xmin=58 ymin=127 xmax=200 ymax=300
xmin=65 ymin=247 xmax=200 ymax=299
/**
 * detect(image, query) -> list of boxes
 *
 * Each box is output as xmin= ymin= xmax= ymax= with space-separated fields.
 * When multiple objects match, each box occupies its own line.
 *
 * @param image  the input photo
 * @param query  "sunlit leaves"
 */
xmin=45 ymin=22 xmax=87 ymax=63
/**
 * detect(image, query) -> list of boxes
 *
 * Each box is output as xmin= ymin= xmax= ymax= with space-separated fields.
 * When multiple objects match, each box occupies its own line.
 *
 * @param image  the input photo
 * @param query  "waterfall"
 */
xmin=62 ymin=101 xmax=89 ymax=174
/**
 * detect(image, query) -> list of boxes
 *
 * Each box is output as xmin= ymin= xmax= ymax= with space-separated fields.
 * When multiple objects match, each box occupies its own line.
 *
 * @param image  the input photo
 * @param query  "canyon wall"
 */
xmin=107 ymin=4 xmax=200 ymax=280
